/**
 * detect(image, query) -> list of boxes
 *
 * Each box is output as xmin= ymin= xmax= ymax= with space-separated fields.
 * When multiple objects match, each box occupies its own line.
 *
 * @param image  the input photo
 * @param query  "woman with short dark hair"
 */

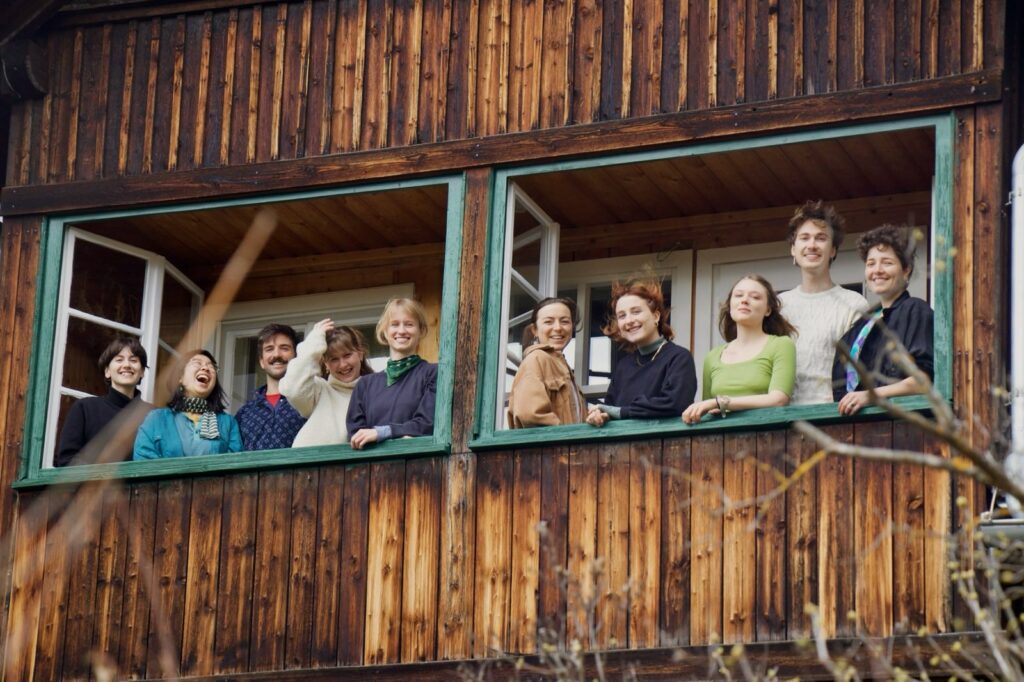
xmin=833 ymin=225 xmax=934 ymax=415
xmin=56 ymin=336 xmax=149 ymax=466
xmin=133 ymin=349 xmax=242 ymax=458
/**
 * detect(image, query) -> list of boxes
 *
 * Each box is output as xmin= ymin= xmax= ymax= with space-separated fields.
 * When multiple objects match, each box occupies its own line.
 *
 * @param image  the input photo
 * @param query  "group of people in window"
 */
xmin=55 ymin=201 xmax=934 ymax=465
xmin=507 ymin=202 xmax=934 ymax=429
xmin=56 ymin=298 xmax=436 ymax=463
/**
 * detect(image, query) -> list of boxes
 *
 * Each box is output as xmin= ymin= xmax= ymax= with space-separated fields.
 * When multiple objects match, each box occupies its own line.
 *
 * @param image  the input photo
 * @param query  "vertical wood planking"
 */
xmin=110 ymin=21 xmax=137 ymax=175
xmin=539 ymin=0 xmax=573 ymax=128
xmin=660 ymin=437 xmax=691 ymax=647
xmin=690 ymin=434 xmax=724 ymax=645
xmin=213 ymin=474 xmax=258 ymax=673
xmin=33 ymin=493 xmax=72 ymax=681
xmin=46 ymin=29 xmax=74 ymax=183
xmin=802 ymin=0 xmax=832 ymax=94
xmin=305 ymin=0 xmax=334 ymax=156
xmin=755 ymin=430 xmax=787 ymax=641
xmin=630 ymin=0 xmax=663 ymax=116
xmin=566 ymin=445 xmax=598 ymax=647
xmin=922 ymin=0 xmax=939 ymax=78
xmin=620 ymin=0 xmax=633 ymax=116
xmin=34 ymin=36 xmax=55 ymax=183
xmin=473 ymin=453 xmax=513 ymax=656
xmin=894 ymin=0 xmax=922 ymax=82
xmin=474 ymin=0 xmax=507 ymax=137
xmin=400 ymin=458 xmax=442 ymax=661
xmin=953 ymin=107 xmax=975 ymax=444
xmin=202 ymin=11 xmax=228 ymax=167
xmin=628 ymin=440 xmax=661 ymax=648
xmin=684 ymin=0 xmax=707 ymax=109
xmin=60 ymin=494 xmax=105 ymax=677
xmin=244 ymin=7 xmax=262 ymax=163
xmin=310 ymin=466 xmax=344 ymax=665
xmin=220 ymin=9 xmax=240 ymax=165
xmin=437 ymin=453 xmax=477 ymax=659
xmin=598 ymin=0 xmax=625 ymax=120
xmin=863 ymin=0 xmax=895 ymax=86
xmin=360 ymin=0 xmax=393 ymax=149
xmin=418 ymin=0 xmax=452 ymax=142
xmin=817 ymin=424 xmax=855 ymax=638
xmin=923 ymin=433 xmax=951 ymax=632
xmin=3 ymin=498 xmax=47 ymax=682
xmin=721 ymin=433 xmax=756 ymax=643
xmin=836 ymin=0 xmax=865 ymax=91
xmin=146 ymin=479 xmax=193 ymax=678
xmin=269 ymin=3 xmax=289 ymax=160
xmin=65 ymin=29 xmax=84 ymax=180
xmin=76 ymin=25 xmax=108 ymax=179
xmin=249 ymin=471 xmax=292 ymax=670
xmin=786 ymin=430 xmax=819 ymax=639
xmin=744 ymin=0 xmax=769 ymax=103
xmin=291 ymin=0 xmax=315 ymax=157
xmin=706 ymin=0 xmax=718 ymax=106
xmin=508 ymin=452 xmax=542 ymax=653
xmin=595 ymin=443 xmax=629 ymax=648
xmin=189 ymin=12 xmax=214 ymax=169
xmin=776 ymin=0 xmax=803 ymax=98
xmin=180 ymin=477 xmax=225 ymax=676
xmin=571 ymin=0 xmax=600 ymax=124
xmin=338 ymin=463 xmax=370 ymax=665
xmin=660 ymin=0 xmax=687 ymax=112
xmin=165 ymin=15 xmax=187 ymax=171
xmin=363 ymin=461 xmax=406 ymax=664
xmin=93 ymin=490 xmax=130 ymax=667
xmin=119 ymin=483 xmax=158 ymax=678
xmin=714 ymin=0 xmax=741 ymax=105
xmin=536 ymin=447 xmax=570 ymax=649
xmin=892 ymin=421 xmax=926 ymax=633
xmin=330 ymin=0 xmax=366 ymax=152
xmin=444 ymin=0 xmax=474 ymax=139
xmin=285 ymin=469 xmax=319 ymax=668
xmin=388 ymin=0 xmax=423 ymax=145
xmin=853 ymin=421 xmax=894 ymax=637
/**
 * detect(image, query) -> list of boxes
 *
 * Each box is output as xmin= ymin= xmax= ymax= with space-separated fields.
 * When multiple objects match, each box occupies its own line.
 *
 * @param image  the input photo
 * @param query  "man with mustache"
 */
xmin=235 ymin=323 xmax=307 ymax=450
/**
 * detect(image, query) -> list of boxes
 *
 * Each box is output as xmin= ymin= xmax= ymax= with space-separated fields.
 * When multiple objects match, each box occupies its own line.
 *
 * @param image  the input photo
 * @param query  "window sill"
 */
xmin=468 ymin=396 xmax=933 ymax=451
xmin=13 ymin=436 xmax=448 ymax=489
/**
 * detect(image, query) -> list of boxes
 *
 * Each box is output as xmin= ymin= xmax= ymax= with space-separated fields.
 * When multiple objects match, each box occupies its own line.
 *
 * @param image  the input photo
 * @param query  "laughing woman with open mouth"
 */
xmin=133 ymin=350 xmax=243 ymax=459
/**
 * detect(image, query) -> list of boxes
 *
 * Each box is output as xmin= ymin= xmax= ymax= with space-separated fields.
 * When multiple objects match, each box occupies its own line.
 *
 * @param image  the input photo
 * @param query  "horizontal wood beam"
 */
xmin=0 ymin=69 xmax=1002 ymax=217
xmin=177 ymin=634 xmax=989 ymax=681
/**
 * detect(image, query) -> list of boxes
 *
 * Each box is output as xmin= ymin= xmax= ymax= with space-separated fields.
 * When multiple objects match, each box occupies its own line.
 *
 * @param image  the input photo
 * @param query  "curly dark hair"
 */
xmin=256 ymin=323 xmax=299 ymax=349
xmin=786 ymin=200 xmax=846 ymax=262
xmin=601 ymin=278 xmax=674 ymax=348
xmin=717 ymin=274 xmax=798 ymax=342
xmin=524 ymin=297 xmax=580 ymax=346
xmin=857 ymin=224 xmax=915 ymax=276
xmin=166 ymin=349 xmax=228 ymax=413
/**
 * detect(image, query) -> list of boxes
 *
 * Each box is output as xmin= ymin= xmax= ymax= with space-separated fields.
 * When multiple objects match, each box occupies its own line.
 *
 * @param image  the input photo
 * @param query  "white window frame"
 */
xmin=495 ymin=182 xmax=561 ymax=428
xmin=44 ymin=228 xmax=204 ymax=468
xmin=215 ymin=283 xmax=414 ymax=409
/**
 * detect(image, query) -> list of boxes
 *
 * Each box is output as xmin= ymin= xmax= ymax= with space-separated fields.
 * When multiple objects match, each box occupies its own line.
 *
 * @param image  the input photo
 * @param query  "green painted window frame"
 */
xmin=470 ymin=114 xmax=955 ymax=450
xmin=16 ymin=175 xmax=466 ymax=488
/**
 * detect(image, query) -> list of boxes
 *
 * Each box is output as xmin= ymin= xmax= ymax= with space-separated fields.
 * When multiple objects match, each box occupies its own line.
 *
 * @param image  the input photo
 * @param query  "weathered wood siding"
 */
xmin=1 ymin=426 xmax=951 ymax=678
xmin=3 ymin=0 xmax=1007 ymax=187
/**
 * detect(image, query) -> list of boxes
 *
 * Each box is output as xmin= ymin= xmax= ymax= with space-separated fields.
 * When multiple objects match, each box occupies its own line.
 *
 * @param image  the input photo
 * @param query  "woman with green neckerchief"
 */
xmin=346 ymin=298 xmax=436 ymax=449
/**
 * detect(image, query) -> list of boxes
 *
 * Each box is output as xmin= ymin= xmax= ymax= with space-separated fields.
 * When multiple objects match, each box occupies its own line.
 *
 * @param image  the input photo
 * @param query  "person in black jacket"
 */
xmin=833 ymin=224 xmax=934 ymax=415
xmin=56 ymin=336 xmax=149 ymax=466
xmin=586 ymin=278 xmax=697 ymax=426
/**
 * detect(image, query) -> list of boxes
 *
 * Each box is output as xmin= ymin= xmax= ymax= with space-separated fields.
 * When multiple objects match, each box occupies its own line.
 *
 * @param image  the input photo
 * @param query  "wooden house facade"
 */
xmin=0 ymin=0 xmax=1021 ymax=678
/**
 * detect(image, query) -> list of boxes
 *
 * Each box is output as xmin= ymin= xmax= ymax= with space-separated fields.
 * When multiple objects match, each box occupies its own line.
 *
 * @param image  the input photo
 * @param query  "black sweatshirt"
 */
xmin=55 ymin=388 xmax=142 ymax=466
xmin=604 ymin=341 xmax=698 ymax=419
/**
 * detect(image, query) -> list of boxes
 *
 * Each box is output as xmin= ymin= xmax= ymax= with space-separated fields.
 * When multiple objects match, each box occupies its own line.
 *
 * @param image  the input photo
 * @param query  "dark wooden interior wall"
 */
xmin=3 ymin=0 xmax=1007 ymax=188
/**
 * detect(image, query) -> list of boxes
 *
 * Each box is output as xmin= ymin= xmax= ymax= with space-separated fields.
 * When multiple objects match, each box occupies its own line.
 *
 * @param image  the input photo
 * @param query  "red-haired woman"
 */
xmin=586 ymin=279 xmax=696 ymax=427
xmin=682 ymin=275 xmax=796 ymax=424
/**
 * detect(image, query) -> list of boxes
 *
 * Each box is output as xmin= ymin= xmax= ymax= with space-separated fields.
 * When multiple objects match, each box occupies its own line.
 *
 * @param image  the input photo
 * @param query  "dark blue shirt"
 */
xmin=604 ymin=341 xmax=697 ymax=419
xmin=235 ymin=386 xmax=307 ymax=451
xmin=831 ymin=290 xmax=934 ymax=400
xmin=346 ymin=361 xmax=436 ymax=441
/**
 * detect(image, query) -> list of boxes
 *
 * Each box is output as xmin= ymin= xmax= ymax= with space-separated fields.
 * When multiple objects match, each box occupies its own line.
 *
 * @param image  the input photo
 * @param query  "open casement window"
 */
xmin=44 ymin=229 xmax=203 ymax=468
xmin=496 ymin=183 xmax=560 ymax=428
xmin=474 ymin=115 xmax=954 ymax=449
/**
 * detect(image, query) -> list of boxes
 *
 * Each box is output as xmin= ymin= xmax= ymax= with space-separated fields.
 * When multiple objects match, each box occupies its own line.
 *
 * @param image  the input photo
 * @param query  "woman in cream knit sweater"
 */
xmin=280 ymin=319 xmax=373 ymax=447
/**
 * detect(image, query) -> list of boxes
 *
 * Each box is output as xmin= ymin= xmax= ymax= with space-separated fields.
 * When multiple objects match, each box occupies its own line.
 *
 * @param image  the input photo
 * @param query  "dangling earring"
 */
xmin=792 ymin=257 xmax=797 ymax=266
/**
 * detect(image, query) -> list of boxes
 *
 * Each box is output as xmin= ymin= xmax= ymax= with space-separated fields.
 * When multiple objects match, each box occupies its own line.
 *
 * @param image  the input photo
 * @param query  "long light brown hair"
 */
xmin=717 ymin=274 xmax=797 ymax=342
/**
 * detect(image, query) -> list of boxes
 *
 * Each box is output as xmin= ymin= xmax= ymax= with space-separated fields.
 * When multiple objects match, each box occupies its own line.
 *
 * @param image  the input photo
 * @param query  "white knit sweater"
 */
xmin=279 ymin=327 xmax=359 ymax=447
xmin=779 ymin=284 xmax=869 ymax=405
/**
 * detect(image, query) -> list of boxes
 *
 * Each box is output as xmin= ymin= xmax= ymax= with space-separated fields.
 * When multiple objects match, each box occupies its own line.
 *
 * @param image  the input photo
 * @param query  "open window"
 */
xmin=21 ymin=176 xmax=465 ymax=485
xmin=475 ymin=116 xmax=954 ymax=447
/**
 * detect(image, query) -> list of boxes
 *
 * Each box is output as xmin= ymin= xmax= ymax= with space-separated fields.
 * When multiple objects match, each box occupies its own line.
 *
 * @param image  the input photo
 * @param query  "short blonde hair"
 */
xmin=375 ymin=297 xmax=429 ymax=346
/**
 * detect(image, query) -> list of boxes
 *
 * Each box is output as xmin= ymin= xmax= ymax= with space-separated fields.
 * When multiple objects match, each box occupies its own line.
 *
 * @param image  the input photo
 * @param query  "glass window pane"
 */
xmin=68 ymin=238 xmax=146 ymax=327
xmin=509 ymin=278 xmax=538 ymax=322
xmin=62 ymin=317 xmax=141 ymax=396
xmin=511 ymin=211 xmax=543 ymax=292
xmin=160 ymin=273 xmax=199 ymax=350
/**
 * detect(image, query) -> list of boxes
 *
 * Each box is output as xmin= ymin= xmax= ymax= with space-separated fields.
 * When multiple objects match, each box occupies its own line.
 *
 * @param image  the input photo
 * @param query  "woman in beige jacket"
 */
xmin=507 ymin=297 xmax=586 ymax=429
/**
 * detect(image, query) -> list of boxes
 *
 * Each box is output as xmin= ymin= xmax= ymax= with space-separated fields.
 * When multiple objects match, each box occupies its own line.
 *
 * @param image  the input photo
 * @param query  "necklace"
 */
xmin=636 ymin=339 xmax=667 ymax=366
